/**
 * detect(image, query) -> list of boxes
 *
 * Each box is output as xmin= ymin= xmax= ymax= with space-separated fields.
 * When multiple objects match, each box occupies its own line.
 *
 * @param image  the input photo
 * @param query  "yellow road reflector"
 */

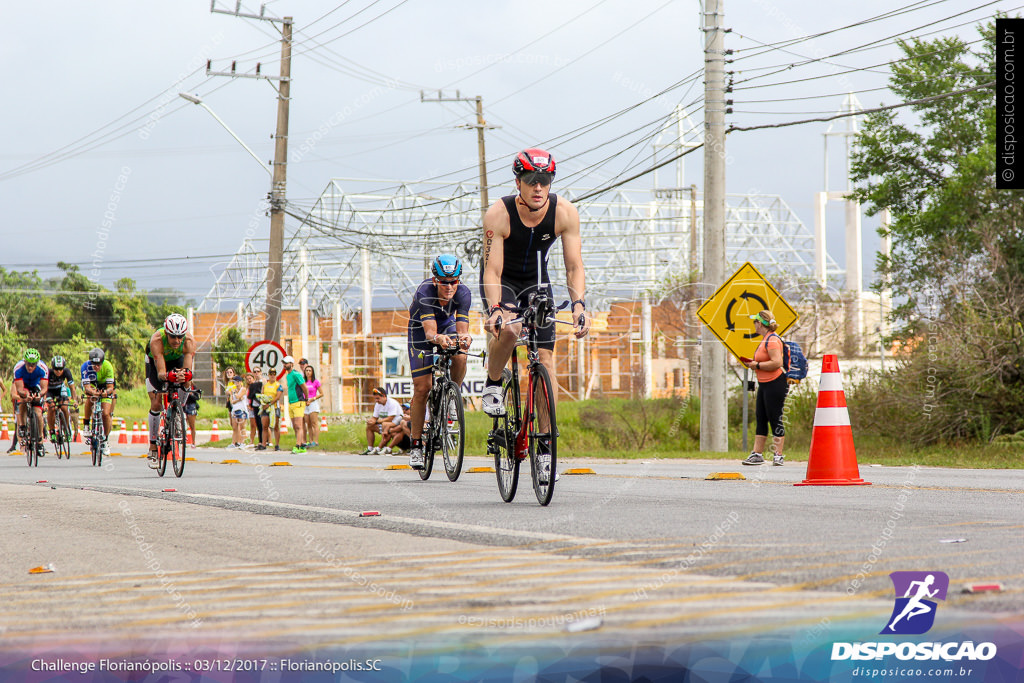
xmin=386 ymin=464 xmax=412 ymax=470
xmin=29 ymin=564 xmax=55 ymax=574
xmin=467 ymin=466 xmax=495 ymax=473
xmin=564 ymin=468 xmax=596 ymax=475
xmin=705 ymin=472 xmax=746 ymax=480
xmin=185 ymin=457 xmax=196 ymax=461
xmin=270 ymin=461 xmax=292 ymax=466
xmin=221 ymin=459 xmax=241 ymax=464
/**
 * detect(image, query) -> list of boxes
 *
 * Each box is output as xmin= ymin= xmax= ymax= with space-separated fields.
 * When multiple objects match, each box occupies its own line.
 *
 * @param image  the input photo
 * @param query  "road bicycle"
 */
xmin=417 ymin=344 xmax=470 ymax=482
xmin=156 ymin=370 xmax=193 ymax=478
xmin=46 ymin=395 xmax=74 ymax=460
xmin=23 ymin=394 xmax=45 ymax=467
xmin=487 ymin=293 xmax=575 ymax=506
xmin=87 ymin=397 xmax=106 ymax=467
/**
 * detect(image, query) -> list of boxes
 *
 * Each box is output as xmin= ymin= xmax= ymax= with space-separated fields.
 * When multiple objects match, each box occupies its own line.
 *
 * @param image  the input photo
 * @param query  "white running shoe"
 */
xmin=409 ymin=447 xmax=424 ymax=469
xmin=481 ymin=385 xmax=505 ymax=416
xmin=536 ymin=452 xmax=552 ymax=485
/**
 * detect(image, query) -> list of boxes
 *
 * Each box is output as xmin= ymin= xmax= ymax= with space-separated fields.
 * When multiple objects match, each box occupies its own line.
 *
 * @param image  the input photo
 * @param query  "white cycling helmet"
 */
xmin=164 ymin=313 xmax=188 ymax=336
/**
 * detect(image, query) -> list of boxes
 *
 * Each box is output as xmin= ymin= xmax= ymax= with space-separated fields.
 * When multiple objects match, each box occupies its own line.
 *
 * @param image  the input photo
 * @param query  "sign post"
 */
xmin=697 ymin=263 xmax=798 ymax=447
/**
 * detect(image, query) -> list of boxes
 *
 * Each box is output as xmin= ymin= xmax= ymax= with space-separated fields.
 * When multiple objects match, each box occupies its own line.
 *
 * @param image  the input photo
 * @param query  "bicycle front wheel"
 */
xmin=493 ymin=370 xmax=521 ymax=503
xmin=27 ymin=410 xmax=41 ymax=467
xmin=170 ymin=406 xmax=186 ymax=478
xmin=441 ymin=382 xmax=465 ymax=482
xmin=60 ymin=411 xmax=73 ymax=460
xmin=91 ymin=416 xmax=103 ymax=467
xmin=529 ymin=363 xmax=557 ymax=506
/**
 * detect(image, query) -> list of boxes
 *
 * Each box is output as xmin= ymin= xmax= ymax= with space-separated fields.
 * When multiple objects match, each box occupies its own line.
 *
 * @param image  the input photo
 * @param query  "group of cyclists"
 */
xmin=403 ymin=148 xmax=591 ymax=482
xmin=6 ymin=347 xmax=117 ymax=459
xmin=4 ymin=148 xmax=591 ymax=482
xmin=5 ymin=312 xmax=196 ymax=468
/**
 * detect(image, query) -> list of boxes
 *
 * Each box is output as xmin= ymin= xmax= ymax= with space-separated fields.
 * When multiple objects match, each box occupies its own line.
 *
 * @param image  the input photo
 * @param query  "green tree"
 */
xmin=849 ymin=20 xmax=1024 ymax=443
xmin=102 ymin=278 xmax=152 ymax=386
xmin=212 ymin=327 xmax=248 ymax=376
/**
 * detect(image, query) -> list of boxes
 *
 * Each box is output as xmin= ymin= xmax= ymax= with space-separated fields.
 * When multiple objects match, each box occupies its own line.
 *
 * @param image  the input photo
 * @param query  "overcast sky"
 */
xmin=0 ymin=0 xmax=1003 ymax=305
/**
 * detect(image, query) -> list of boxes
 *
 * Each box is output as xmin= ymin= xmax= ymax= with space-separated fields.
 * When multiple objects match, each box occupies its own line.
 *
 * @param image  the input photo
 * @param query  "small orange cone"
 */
xmin=118 ymin=418 xmax=128 ymax=444
xmin=74 ymin=427 xmax=82 ymax=443
xmin=796 ymin=354 xmax=870 ymax=486
xmin=131 ymin=421 xmax=144 ymax=444
xmin=138 ymin=420 xmax=149 ymax=444
xmin=1 ymin=419 xmax=8 ymax=441
xmin=209 ymin=419 xmax=220 ymax=442
xmin=321 ymin=415 xmax=328 ymax=432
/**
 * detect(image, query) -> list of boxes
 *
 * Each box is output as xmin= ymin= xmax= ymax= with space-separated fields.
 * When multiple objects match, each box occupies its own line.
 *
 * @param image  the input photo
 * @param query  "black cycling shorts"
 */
xmin=480 ymin=278 xmax=556 ymax=351
xmin=145 ymin=354 xmax=184 ymax=393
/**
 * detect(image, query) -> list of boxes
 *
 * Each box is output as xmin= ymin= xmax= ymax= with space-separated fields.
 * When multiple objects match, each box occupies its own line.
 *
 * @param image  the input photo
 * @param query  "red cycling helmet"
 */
xmin=512 ymin=148 xmax=556 ymax=177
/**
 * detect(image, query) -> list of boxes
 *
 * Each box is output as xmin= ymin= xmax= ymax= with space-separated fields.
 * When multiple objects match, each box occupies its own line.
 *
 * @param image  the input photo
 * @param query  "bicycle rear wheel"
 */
xmin=441 ymin=382 xmax=465 ymax=482
xmin=493 ymin=369 xmax=521 ymax=503
xmin=419 ymin=392 xmax=436 ymax=481
xmin=529 ymin=364 xmax=557 ymax=506
xmin=156 ymin=414 xmax=168 ymax=477
xmin=170 ymin=406 xmax=186 ymax=478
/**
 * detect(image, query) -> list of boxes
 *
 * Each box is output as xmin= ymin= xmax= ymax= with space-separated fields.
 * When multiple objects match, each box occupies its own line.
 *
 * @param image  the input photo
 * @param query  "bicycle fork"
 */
xmin=514 ymin=374 xmax=535 ymax=461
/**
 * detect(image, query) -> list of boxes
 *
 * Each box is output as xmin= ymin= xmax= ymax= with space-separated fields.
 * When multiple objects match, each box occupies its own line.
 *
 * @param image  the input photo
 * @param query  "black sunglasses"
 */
xmin=435 ymin=277 xmax=459 ymax=286
xmin=519 ymin=171 xmax=552 ymax=187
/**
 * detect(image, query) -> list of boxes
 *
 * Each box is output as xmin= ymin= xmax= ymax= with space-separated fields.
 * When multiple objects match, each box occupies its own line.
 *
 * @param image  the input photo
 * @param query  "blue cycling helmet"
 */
xmin=431 ymin=254 xmax=463 ymax=279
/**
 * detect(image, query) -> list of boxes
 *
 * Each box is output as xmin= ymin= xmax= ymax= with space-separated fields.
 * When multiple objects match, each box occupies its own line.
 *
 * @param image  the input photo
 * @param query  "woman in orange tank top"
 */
xmin=740 ymin=310 xmax=789 ymax=466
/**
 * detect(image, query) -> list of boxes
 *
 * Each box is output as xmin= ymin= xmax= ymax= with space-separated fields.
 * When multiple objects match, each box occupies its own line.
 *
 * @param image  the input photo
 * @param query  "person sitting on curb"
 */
xmin=361 ymin=387 xmax=402 ymax=454
xmin=381 ymin=401 xmax=412 ymax=455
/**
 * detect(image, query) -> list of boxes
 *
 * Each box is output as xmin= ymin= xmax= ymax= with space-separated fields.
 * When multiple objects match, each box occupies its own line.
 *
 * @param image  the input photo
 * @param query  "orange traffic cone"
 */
xmin=796 ymin=354 xmax=870 ymax=486
xmin=321 ymin=415 xmax=328 ymax=432
xmin=131 ymin=421 xmax=144 ymax=444
xmin=1 ymin=419 xmax=8 ymax=441
xmin=74 ymin=426 xmax=83 ymax=443
xmin=209 ymin=419 xmax=220 ymax=442
xmin=138 ymin=420 xmax=149 ymax=444
xmin=118 ymin=418 xmax=128 ymax=444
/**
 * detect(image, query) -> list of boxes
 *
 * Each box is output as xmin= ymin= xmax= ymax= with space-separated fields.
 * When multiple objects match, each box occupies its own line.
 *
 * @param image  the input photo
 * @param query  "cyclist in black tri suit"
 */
xmin=44 ymin=356 xmax=78 ymax=442
xmin=480 ymin=148 xmax=591 ymax=481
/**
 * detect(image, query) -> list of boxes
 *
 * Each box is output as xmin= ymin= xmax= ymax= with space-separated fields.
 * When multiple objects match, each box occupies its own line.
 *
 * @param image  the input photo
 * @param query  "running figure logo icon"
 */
xmin=881 ymin=571 xmax=950 ymax=635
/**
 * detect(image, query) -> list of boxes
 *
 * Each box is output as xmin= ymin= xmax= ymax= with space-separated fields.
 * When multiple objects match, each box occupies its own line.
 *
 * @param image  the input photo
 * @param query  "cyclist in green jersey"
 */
xmin=81 ymin=348 xmax=116 ymax=456
xmin=145 ymin=313 xmax=196 ymax=468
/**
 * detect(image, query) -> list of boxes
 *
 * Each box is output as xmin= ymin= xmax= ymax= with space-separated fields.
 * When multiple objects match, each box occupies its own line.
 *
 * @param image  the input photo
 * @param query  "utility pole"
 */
xmin=420 ymin=91 xmax=499 ymax=226
xmin=700 ymin=0 xmax=728 ymax=453
xmin=209 ymin=2 xmax=291 ymax=343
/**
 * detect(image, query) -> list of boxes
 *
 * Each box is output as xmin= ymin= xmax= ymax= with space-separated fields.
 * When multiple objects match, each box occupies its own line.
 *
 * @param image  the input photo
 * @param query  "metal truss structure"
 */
xmin=198 ymin=178 xmax=843 ymax=321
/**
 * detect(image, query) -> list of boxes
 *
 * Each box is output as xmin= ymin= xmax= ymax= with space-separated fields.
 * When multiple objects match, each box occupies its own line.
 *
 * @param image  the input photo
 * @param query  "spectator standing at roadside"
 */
xmin=229 ymin=373 xmax=249 ymax=448
xmin=259 ymin=369 xmax=284 ymax=451
xmin=283 ymin=356 xmax=307 ymax=454
xmin=362 ymin=387 xmax=402 ymax=454
xmin=303 ymin=364 xmax=323 ymax=449
xmin=740 ymin=310 xmax=789 ymax=467
xmin=247 ymin=369 xmax=265 ymax=450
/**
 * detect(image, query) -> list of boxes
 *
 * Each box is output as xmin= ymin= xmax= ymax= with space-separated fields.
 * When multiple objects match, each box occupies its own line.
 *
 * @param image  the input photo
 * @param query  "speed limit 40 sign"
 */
xmin=246 ymin=340 xmax=288 ymax=380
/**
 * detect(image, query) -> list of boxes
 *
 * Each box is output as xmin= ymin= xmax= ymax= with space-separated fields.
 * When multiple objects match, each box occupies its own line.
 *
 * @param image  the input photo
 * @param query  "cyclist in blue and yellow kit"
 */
xmin=81 ymin=348 xmax=116 ymax=457
xmin=13 ymin=349 xmax=49 ymax=457
xmin=406 ymin=254 xmax=472 ymax=469
xmin=145 ymin=313 xmax=195 ymax=468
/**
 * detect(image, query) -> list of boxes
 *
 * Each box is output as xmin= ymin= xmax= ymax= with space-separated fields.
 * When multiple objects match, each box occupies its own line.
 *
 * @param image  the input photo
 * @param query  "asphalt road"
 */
xmin=1 ymin=441 xmax=1021 ymax=650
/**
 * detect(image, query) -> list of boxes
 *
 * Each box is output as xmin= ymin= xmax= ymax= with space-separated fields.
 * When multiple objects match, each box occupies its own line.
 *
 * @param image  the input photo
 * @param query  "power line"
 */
xmin=727 ymin=81 xmax=994 ymax=133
